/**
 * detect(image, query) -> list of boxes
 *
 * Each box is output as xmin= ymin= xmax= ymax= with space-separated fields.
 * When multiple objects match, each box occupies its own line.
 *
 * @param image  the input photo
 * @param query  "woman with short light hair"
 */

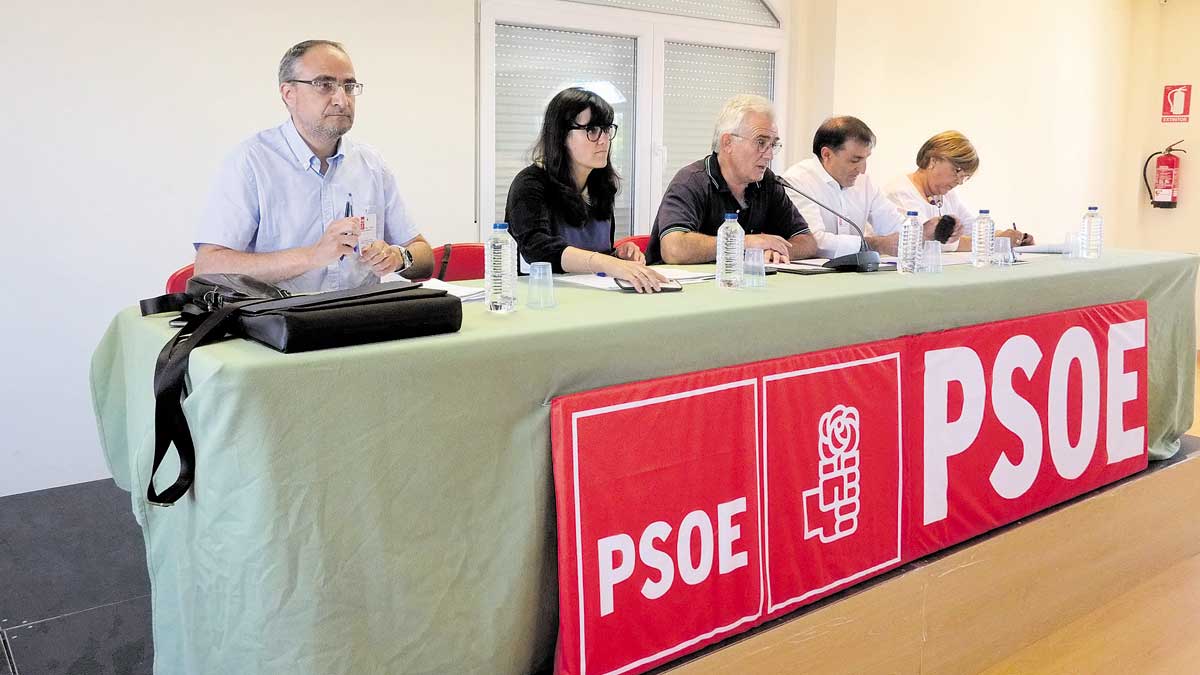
xmin=885 ymin=130 xmax=1033 ymax=251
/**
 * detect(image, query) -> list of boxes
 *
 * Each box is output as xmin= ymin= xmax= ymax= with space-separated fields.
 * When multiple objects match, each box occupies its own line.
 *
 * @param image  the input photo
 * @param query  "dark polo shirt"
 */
xmin=647 ymin=153 xmax=810 ymax=264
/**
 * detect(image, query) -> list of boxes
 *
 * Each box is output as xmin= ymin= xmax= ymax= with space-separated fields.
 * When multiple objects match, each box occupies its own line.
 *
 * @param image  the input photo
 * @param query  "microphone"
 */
xmin=774 ymin=175 xmax=880 ymax=273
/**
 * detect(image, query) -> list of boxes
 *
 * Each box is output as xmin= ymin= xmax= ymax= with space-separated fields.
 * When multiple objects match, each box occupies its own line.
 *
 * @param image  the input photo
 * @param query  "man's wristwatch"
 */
xmin=392 ymin=245 xmax=414 ymax=274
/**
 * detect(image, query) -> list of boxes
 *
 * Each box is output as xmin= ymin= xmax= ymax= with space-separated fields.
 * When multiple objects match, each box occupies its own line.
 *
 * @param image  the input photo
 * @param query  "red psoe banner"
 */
xmin=762 ymin=353 xmax=904 ymax=615
xmin=551 ymin=376 xmax=765 ymax=675
xmin=550 ymin=302 xmax=1148 ymax=675
xmin=903 ymin=301 xmax=1149 ymax=559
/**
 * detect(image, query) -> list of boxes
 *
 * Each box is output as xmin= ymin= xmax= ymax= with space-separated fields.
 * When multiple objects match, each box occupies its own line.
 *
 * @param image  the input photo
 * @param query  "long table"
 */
xmin=90 ymin=250 xmax=1196 ymax=674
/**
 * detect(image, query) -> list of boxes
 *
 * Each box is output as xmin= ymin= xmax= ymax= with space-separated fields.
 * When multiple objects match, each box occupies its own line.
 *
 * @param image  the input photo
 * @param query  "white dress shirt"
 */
xmin=781 ymin=157 xmax=907 ymax=259
xmin=883 ymin=174 xmax=978 ymax=252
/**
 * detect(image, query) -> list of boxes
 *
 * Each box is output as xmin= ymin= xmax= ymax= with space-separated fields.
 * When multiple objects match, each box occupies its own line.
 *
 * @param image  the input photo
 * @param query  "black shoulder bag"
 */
xmin=138 ymin=274 xmax=462 ymax=505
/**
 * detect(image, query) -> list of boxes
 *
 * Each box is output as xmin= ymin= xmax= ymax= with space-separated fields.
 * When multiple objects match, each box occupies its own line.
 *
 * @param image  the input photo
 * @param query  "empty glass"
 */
xmin=994 ymin=237 xmax=1014 ymax=267
xmin=743 ymin=248 xmax=767 ymax=289
xmin=527 ymin=261 xmax=557 ymax=309
xmin=918 ymin=240 xmax=943 ymax=274
xmin=1064 ymin=231 xmax=1082 ymax=260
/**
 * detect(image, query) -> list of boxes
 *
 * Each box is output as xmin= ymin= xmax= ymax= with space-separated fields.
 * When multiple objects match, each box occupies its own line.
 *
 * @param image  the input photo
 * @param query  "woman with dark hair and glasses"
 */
xmin=505 ymin=87 xmax=667 ymax=292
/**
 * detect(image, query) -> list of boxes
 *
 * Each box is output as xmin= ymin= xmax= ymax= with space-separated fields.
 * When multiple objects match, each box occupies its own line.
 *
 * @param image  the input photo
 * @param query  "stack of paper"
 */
xmin=381 ymin=274 xmax=485 ymax=301
xmin=556 ymin=266 xmax=715 ymax=290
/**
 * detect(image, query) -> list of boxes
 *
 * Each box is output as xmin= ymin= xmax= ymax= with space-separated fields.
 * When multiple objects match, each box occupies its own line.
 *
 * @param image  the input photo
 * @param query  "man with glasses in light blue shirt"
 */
xmin=195 ymin=40 xmax=433 ymax=292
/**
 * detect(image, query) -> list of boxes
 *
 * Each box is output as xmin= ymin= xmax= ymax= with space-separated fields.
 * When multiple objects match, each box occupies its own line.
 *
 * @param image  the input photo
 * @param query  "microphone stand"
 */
xmin=775 ymin=175 xmax=880 ymax=273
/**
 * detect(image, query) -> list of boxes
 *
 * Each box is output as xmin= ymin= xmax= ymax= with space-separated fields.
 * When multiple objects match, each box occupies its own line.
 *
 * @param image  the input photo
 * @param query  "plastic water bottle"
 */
xmin=716 ymin=212 xmax=744 ymax=289
xmin=971 ymin=209 xmax=995 ymax=268
xmin=1080 ymin=206 xmax=1103 ymax=259
xmin=485 ymin=222 xmax=516 ymax=313
xmin=897 ymin=210 xmax=922 ymax=274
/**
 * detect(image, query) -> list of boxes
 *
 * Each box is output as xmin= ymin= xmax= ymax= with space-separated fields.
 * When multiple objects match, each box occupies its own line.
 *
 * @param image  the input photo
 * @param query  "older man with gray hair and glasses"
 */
xmin=646 ymin=94 xmax=817 ymax=265
xmin=194 ymin=40 xmax=433 ymax=292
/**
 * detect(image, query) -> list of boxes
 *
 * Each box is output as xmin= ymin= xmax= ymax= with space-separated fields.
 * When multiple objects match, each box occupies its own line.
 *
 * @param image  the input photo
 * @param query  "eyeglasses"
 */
xmin=569 ymin=123 xmax=619 ymax=142
xmin=732 ymin=133 xmax=783 ymax=155
xmin=287 ymin=79 xmax=365 ymax=97
xmin=939 ymin=159 xmax=972 ymax=184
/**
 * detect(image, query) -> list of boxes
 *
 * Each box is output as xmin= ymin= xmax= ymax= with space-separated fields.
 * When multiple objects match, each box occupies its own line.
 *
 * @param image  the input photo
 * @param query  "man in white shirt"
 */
xmin=781 ymin=117 xmax=940 ymax=259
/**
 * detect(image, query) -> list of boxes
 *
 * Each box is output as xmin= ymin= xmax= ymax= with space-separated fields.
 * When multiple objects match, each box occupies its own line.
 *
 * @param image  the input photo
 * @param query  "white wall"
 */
xmin=785 ymin=0 xmax=838 ymax=168
xmin=790 ymin=0 xmax=1135 ymax=245
xmin=0 ymin=0 xmax=476 ymax=496
xmin=1123 ymin=0 xmax=1200 ymax=252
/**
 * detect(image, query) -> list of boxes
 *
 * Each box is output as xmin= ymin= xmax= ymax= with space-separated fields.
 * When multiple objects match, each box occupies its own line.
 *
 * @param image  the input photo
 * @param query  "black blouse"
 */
xmin=504 ymin=165 xmax=615 ymax=273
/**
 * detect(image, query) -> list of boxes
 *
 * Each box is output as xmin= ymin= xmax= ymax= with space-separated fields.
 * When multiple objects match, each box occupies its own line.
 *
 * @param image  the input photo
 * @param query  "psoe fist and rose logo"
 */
xmin=803 ymin=405 xmax=862 ymax=544
xmin=765 ymin=355 xmax=903 ymax=614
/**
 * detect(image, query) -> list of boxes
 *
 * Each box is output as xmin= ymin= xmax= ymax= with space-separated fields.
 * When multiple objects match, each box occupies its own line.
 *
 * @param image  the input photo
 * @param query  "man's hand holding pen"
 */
xmin=310 ymin=216 xmax=361 ymax=266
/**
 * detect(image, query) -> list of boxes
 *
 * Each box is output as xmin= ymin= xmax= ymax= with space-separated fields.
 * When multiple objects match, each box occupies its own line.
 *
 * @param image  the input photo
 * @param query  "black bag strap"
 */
xmin=437 ymin=243 xmax=452 ymax=280
xmin=139 ymin=292 xmax=191 ymax=317
xmin=146 ymin=301 xmax=246 ymax=506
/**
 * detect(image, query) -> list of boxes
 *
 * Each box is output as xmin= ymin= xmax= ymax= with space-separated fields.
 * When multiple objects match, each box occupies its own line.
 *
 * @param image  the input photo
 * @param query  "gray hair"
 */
xmin=711 ymin=94 xmax=776 ymax=152
xmin=278 ymin=40 xmax=348 ymax=85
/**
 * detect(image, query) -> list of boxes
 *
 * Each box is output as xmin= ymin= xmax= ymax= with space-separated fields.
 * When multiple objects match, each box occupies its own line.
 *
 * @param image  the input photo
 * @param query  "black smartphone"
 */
xmin=615 ymin=278 xmax=683 ymax=292
xmin=934 ymin=215 xmax=958 ymax=244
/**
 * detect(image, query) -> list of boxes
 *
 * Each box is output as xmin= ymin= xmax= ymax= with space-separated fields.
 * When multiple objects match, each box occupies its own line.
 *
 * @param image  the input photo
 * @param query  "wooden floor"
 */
xmin=985 ymin=352 xmax=1200 ymax=674
xmin=982 ymin=552 xmax=1200 ymax=674
xmin=665 ymin=354 xmax=1200 ymax=675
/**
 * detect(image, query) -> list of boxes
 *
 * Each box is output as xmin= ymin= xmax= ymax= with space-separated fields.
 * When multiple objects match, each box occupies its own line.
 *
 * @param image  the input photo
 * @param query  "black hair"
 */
xmin=811 ymin=116 xmax=876 ymax=158
xmin=532 ymin=87 xmax=620 ymax=225
xmin=278 ymin=40 xmax=348 ymax=85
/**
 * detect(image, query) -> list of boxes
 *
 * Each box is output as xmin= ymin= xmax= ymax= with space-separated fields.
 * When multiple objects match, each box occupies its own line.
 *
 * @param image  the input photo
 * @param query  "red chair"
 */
xmin=430 ymin=243 xmax=486 ymax=281
xmin=166 ymin=264 xmax=195 ymax=293
xmin=614 ymin=234 xmax=650 ymax=253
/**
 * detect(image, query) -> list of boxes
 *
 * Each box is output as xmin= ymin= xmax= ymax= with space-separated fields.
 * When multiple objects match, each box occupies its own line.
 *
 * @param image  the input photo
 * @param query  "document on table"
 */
xmin=557 ymin=267 xmax=714 ymax=290
xmin=766 ymin=260 xmax=838 ymax=275
xmin=381 ymin=274 xmax=485 ymax=301
xmin=878 ymin=252 xmax=976 ymax=267
xmin=1015 ymin=244 xmax=1069 ymax=254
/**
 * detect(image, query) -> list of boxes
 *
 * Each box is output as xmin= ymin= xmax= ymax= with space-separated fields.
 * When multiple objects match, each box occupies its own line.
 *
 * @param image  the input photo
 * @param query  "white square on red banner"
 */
xmin=763 ymin=354 xmax=903 ymax=614
xmin=567 ymin=379 xmax=764 ymax=675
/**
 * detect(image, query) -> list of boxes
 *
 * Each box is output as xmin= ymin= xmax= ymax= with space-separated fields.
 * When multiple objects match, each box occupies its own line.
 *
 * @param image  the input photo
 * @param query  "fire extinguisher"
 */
xmin=1143 ymin=140 xmax=1186 ymax=208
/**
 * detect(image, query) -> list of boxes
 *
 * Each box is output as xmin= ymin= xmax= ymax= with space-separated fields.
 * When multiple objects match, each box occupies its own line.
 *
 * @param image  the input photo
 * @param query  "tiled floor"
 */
xmin=0 ymin=480 xmax=151 ymax=675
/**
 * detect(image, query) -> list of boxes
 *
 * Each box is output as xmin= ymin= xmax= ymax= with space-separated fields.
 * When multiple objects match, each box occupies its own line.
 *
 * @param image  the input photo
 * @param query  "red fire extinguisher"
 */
xmin=1143 ymin=140 xmax=1186 ymax=208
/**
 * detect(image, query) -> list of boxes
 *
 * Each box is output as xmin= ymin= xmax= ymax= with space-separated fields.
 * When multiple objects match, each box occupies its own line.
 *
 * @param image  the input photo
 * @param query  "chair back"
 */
xmin=613 ymin=234 xmax=650 ymax=253
xmin=431 ymin=243 xmax=486 ymax=281
xmin=166 ymin=264 xmax=195 ymax=294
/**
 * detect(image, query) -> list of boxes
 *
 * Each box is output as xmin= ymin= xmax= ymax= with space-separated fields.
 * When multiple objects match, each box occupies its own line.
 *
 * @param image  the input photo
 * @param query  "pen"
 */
xmin=341 ymin=194 xmax=354 ymax=260
xmin=1012 ymin=222 xmax=1028 ymax=246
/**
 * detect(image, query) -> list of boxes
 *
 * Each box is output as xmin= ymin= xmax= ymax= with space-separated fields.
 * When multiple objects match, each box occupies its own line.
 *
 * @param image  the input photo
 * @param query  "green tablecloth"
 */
xmin=90 ymin=250 xmax=1197 ymax=674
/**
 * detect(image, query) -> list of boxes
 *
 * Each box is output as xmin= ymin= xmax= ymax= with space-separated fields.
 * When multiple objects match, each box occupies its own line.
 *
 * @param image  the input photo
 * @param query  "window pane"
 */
xmin=662 ymin=41 xmax=774 ymax=185
xmin=568 ymin=0 xmax=779 ymax=28
xmin=495 ymin=24 xmax=637 ymax=238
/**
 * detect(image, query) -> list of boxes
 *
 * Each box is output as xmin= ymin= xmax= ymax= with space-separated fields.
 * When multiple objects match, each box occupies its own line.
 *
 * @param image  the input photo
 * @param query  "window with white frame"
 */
xmin=566 ymin=0 xmax=779 ymax=28
xmin=661 ymin=41 xmax=775 ymax=187
xmin=479 ymin=0 xmax=788 ymax=239
xmin=494 ymin=24 xmax=638 ymax=237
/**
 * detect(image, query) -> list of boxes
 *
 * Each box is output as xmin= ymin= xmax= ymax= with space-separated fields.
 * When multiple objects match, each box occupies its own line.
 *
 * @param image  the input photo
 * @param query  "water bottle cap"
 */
xmin=978 ymin=209 xmax=990 ymax=214
xmin=724 ymin=212 xmax=738 ymax=220
xmin=493 ymin=222 xmax=509 ymax=230
xmin=906 ymin=210 xmax=918 ymax=216
xmin=1088 ymin=206 xmax=1099 ymax=211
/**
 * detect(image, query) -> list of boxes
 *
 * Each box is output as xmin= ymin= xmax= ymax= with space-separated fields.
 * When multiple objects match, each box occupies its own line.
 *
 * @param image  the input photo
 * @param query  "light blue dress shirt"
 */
xmin=196 ymin=118 xmax=420 ymax=293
